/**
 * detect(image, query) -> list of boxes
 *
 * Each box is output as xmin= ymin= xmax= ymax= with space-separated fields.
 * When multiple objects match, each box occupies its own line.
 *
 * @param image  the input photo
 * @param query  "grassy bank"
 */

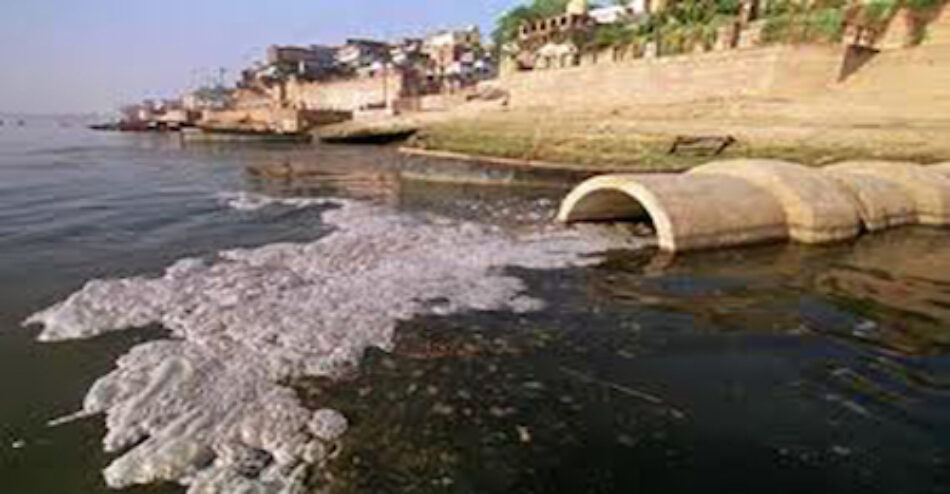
xmin=404 ymin=103 xmax=950 ymax=171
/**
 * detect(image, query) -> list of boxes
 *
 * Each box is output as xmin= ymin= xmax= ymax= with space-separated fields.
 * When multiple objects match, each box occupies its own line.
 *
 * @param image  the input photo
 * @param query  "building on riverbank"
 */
xmin=505 ymin=0 xmax=905 ymax=74
xmin=266 ymin=45 xmax=339 ymax=80
xmin=203 ymin=24 xmax=497 ymax=127
xmin=517 ymin=1 xmax=596 ymax=51
xmin=423 ymin=26 xmax=496 ymax=91
xmin=337 ymin=39 xmax=392 ymax=76
xmin=512 ymin=0 xmax=660 ymax=70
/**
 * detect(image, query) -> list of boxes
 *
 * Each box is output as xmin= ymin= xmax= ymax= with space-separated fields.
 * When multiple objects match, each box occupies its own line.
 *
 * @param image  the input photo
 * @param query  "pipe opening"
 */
xmin=562 ymin=189 xmax=656 ymax=231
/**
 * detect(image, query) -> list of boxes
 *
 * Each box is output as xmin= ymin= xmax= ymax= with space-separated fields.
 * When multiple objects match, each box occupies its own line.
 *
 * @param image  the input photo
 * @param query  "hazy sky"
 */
xmin=0 ymin=0 xmax=520 ymax=114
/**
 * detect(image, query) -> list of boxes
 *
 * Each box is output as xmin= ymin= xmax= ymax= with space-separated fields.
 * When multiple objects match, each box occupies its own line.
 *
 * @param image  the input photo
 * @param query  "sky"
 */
xmin=0 ymin=0 xmax=521 ymax=114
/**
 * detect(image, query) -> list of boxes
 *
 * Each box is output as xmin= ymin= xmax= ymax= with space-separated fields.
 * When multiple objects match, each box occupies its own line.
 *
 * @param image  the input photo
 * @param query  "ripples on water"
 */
xmin=1 ymin=123 xmax=949 ymax=494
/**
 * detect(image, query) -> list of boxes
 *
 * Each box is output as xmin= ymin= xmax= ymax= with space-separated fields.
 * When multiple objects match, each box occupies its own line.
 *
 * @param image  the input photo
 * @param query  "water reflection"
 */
xmin=247 ymin=164 xmax=404 ymax=205
xmin=593 ymin=229 xmax=950 ymax=357
xmin=242 ymin=156 xmax=576 ymax=226
xmin=296 ymin=226 xmax=950 ymax=494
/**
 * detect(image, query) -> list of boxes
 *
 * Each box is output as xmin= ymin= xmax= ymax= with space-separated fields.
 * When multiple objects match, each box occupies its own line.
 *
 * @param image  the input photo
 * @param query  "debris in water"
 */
xmin=309 ymin=409 xmax=348 ymax=442
xmin=516 ymin=425 xmax=532 ymax=444
xmin=832 ymin=445 xmax=853 ymax=456
xmin=217 ymin=191 xmax=334 ymax=212
xmin=559 ymin=366 xmax=664 ymax=405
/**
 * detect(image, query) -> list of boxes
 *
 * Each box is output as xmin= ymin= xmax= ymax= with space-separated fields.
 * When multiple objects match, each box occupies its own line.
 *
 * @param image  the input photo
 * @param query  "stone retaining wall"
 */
xmin=285 ymin=74 xmax=405 ymax=112
xmin=499 ymin=45 xmax=845 ymax=108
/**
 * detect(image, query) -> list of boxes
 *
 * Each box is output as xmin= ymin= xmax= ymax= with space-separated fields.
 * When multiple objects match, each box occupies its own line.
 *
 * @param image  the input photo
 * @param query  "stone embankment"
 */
xmin=558 ymin=160 xmax=950 ymax=252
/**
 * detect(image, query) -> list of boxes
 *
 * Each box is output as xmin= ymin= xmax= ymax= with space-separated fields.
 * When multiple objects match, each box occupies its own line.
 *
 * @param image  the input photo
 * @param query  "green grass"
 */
xmin=410 ymin=120 xmax=699 ymax=171
xmin=408 ymin=115 xmax=950 ymax=172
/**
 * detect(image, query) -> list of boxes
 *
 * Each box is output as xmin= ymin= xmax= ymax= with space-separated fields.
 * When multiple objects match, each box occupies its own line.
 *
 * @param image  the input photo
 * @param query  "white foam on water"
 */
xmin=217 ymin=191 xmax=334 ymax=212
xmin=25 ymin=198 xmax=650 ymax=494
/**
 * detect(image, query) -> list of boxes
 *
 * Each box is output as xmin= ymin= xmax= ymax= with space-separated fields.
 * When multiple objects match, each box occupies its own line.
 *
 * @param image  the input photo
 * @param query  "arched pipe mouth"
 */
xmin=557 ymin=171 xmax=793 ymax=253
xmin=558 ymin=188 xmax=652 ymax=224
xmin=556 ymin=175 xmax=691 ymax=252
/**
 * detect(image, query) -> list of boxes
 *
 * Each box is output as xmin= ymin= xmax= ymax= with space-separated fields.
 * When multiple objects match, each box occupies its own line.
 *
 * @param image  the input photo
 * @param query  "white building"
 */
xmin=423 ymin=26 xmax=481 ymax=51
xmin=589 ymin=0 xmax=649 ymax=23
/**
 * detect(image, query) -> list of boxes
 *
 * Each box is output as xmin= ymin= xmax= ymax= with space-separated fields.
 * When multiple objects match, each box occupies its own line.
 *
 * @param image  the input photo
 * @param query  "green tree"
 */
xmin=590 ymin=21 xmax=640 ymax=48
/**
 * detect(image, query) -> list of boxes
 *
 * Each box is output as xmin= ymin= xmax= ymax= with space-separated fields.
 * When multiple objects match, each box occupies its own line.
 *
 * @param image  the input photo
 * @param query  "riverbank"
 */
xmin=395 ymin=38 xmax=950 ymax=171
xmin=398 ymin=97 xmax=950 ymax=171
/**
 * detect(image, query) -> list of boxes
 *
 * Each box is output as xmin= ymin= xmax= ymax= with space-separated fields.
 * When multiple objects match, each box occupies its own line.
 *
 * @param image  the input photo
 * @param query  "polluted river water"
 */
xmin=1 ymin=121 xmax=949 ymax=494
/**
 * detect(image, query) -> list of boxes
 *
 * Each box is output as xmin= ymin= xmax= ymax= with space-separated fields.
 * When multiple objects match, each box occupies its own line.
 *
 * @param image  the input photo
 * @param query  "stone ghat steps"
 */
xmin=784 ymin=43 xmax=950 ymax=126
xmin=832 ymin=42 xmax=950 ymax=108
xmin=558 ymin=160 xmax=950 ymax=252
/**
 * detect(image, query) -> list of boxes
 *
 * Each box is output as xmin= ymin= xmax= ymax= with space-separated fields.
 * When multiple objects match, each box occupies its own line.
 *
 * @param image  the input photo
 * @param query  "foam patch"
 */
xmin=25 ymin=198 xmax=650 ymax=493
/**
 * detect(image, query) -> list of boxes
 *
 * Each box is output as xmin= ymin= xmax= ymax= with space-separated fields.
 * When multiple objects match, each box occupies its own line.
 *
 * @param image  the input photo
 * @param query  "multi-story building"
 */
xmin=182 ymin=87 xmax=233 ymax=111
xmin=390 ymin=38 xmax=425 ymax=67
xmin=424 ymin=26 xmax=480 ymax=53
xmin=422 ymin=26 xmax=495 ymax=88
xmin=266 ymin=45 xmax=338 ymax=80
xmin=423 ymin=26 xmax=480 ymax=75
xmin=517 ymin=0 xmax=596 ymax=50
xmin=512 ymin=0 xmax=659 ymax=71
xmin=336 ymin=39 xmax=391 ymax=72
xmin=587 ymin=0 xmax=653 ymax=23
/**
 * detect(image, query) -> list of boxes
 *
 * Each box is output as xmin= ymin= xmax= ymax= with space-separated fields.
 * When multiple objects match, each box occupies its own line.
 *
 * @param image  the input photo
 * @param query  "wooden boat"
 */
xmin=181 ymin=127 xmax=313 ymax=144
xmin=319 ymin=128 xmax=416 ymax=144
xmin=89 ymin=121 xmax=155 ymax=132
xmin=317 ymin=119 xmax=417 ymax=144
xmin=89 ymin=122 xmax=119 ymax=131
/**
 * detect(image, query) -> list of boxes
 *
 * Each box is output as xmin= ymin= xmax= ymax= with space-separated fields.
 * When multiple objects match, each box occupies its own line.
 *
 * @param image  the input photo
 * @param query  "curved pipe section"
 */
xmin=557 ymin=173 xmax=788 ymax=252
xmin=822 ymin=169 xmax=918 ymax=231
xmin=826 ymin=161 xmax=950 ymax=225
xmin=689 ymin=159 xmax=862 ymax=243
xmin=558 ymin=160 xmax=950 ymax=254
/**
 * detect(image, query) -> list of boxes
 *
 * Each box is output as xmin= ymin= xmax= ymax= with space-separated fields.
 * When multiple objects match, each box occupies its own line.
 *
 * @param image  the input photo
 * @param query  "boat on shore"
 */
xmin=88 ymin=122 xmax=120 ymax=131
xmin=181 ymin=127 xmax=312 ymax=144
xmin=317 ymin=119 xmax=418 ymax=144
xmin=89 ymin=120 xmax=188 ymax=132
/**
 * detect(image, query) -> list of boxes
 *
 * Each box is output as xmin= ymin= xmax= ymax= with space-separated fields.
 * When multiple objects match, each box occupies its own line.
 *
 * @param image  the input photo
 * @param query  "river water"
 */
xmin=0 ymin=119 xmax=948 ymax=494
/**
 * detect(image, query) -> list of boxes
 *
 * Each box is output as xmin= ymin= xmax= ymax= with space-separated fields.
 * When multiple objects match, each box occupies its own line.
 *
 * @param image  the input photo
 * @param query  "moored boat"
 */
xmin=181 ymin=127 xmax=312 ymax=144
xmin=317 ymin=119 xmax=418 ymax=144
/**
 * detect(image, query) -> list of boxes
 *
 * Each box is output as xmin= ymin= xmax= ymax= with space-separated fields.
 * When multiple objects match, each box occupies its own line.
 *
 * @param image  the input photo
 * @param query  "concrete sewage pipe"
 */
xmin=557 ymin=159 xmax=950 ymax=253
